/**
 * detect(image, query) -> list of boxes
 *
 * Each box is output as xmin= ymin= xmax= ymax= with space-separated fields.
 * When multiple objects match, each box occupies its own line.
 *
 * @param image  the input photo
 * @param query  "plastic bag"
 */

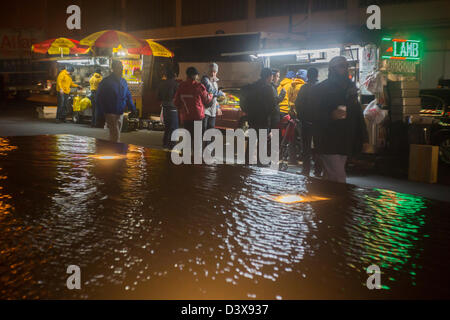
xmin=364 ymin=99 xmax=387 ymax=124
xmin=160 ymin=105 xmax=164 ymax=124
xmin=363 ymin=71 xmax=386 ymax=105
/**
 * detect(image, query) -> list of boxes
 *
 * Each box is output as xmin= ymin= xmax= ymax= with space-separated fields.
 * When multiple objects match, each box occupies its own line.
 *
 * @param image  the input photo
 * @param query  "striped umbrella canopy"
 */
xmin=80 ymin=30 xmax=142 ymax=49
xmin=128 ymin=39 xmax=174 ymax=57
xmin=31 ymin=38 xmax=90 ymax=55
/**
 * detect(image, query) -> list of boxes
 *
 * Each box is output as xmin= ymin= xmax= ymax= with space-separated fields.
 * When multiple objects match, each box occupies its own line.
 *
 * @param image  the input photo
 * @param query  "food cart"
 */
xmin=30 ymin=31 xmax=174 ymax=131
xmin=55 ymin=56 xmax=109 ymax=123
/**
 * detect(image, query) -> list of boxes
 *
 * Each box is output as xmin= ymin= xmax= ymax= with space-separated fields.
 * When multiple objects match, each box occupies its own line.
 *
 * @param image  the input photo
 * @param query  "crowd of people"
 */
xmin=55 ymin=56 xmax=368 ymax=184
xmin=158 ymin=55 xmax=367 ymax=183
xmin=240 ymin=55 xmax=369 ymax=183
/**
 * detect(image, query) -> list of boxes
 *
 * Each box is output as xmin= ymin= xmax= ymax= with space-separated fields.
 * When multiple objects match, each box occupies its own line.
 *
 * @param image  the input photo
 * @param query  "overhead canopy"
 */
xmin=80 ymin=30 xmax=142 ymax=49
xmin=127 ymin=39 xmax=174 ymax=58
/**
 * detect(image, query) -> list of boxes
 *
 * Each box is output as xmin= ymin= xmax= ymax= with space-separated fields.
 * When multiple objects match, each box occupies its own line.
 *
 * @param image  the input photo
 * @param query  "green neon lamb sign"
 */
xmin=381 ymin=37 xmax=423 ymax=61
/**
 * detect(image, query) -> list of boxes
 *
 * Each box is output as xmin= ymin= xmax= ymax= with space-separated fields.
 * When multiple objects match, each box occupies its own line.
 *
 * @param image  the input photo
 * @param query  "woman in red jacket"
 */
xmin=174 ymin=67 xmax=213 ymax=138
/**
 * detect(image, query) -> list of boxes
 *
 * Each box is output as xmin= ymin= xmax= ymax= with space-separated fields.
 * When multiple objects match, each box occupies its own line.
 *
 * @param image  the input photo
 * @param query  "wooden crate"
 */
xmin=408 ymin=144 xmax=439 ymax=184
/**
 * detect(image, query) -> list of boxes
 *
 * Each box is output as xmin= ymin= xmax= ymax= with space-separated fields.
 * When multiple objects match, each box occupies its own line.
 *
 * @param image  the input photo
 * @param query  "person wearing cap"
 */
xmin=278 ymin=69 xmax=307 ymax=165
xmin=201 ymin=63 xmax=225 ymax=133
xmin=89 ymin=67 xmax=103 ymax=127
xmin=311 ymin=56 xmax=368 ymax=183
xmin=96 ymin=60 xmax=137 ymax=143
xmin=56 ymin=66 xmax=80 ymax=122
xmin=277 ymin=71 xmax=295 ymax=118
xmin=174 ymin=66 xmax=213 ymax=139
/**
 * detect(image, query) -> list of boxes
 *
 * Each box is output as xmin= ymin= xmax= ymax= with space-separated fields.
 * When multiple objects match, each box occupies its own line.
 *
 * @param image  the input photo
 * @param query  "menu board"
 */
xmin=121 ymin=59 xmax=142 ymax=82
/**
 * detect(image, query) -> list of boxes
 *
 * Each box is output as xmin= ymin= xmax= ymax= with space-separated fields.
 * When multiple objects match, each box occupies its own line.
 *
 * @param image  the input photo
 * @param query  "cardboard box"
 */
xmin=391 ymin=97 xmax=421 ymax=106
xmin=408 ymin=144 xmax=439 ymax=183
xmin=388 ymin=81 xmax=419 ymax=90
xmin=389 ymin=89 xmax=420 ymax=98
xmin=390 ymin=105 xmax=422 ymax=114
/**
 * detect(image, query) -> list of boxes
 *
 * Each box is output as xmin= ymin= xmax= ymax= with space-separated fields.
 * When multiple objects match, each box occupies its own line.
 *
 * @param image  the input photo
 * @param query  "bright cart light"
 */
xmin=269 ymin=194 xmax=330 ymax=204
xmin=88 ymin=155 xmax=127 ymax=160
xmin=274 ymin=195 xmax=305 ymax=204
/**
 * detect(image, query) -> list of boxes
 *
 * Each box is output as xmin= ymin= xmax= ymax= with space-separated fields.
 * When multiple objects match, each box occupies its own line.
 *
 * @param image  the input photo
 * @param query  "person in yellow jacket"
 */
xmin=277 ymin=71 xmax=295 ymax=117
xmin=287 ymin=69 xmax=308 ymax=114
xmin=56 ymin=66 xmax=80 ymax=122
xmin=89 ymin=68 xmax=103 ymax=127
xmin=280 ymin=69 xmax=307 ymax=165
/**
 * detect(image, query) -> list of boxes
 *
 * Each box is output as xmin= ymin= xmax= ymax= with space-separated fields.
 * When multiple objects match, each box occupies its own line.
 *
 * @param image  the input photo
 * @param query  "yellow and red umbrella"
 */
xmin=31 ymin=38 xmax=90 ymax=55
xmin=128 ymin=39 xmax=174 ymax=58
xmin=80 ymin=30 xmax=142 ymax=49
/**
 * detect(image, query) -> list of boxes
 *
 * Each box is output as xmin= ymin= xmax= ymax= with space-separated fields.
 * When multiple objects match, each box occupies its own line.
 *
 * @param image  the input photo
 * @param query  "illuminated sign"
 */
xmin=381 ymin=38 xmax=422 ymax=60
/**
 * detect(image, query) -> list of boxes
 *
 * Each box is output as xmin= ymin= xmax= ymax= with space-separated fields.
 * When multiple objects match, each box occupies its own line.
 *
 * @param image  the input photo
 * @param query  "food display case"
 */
xmin=56 ymin=57 xmax=110 ymax=123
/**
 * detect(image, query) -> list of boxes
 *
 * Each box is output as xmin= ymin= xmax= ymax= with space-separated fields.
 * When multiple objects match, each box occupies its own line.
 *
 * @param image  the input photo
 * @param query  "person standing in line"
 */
xmin=311 ymin=56 xmax=369 ymax=183
xmin=56 ymin=66 xmax=80 ymax=123
xmin=287 ymin=69 xmax=307 ymax=113
xmin=96 ymin=60 xmax=137 ymax=143
xmin=277 ymin=71 xmax=295 ymax=119
xmin=270 ymin=69 xmax=287 ymax=130
xmin=244 ymin=68 xmax=278 ymax=166
xmin=201 ymin=63 xmax=225 ymax=132
xmin=89 ymin=68 xmax=103 ymax=127
xmin=174 ymin=67 xmax=213 ymax=141
xmin=282 ymin=69 xmax=307 ymax=165
xmin=295 ymin=67 xmax=322 ymax=177
xmin=158 ymin=64 xmax=180 ymax=150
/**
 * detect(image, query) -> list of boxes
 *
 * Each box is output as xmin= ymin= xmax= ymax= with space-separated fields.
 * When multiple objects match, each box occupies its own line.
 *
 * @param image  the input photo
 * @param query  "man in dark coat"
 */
xmin=246 ymin=68 xmax=278 ymax=131
xmin=295 ymin=67 xmax=321 ymax=177
xmin=311 ymin=56 xmax=368 ymax=183
xmin=158 ymin=64 xmax=180 ymax=149
xmin=245 ymin=68 xmax=278 ymax=165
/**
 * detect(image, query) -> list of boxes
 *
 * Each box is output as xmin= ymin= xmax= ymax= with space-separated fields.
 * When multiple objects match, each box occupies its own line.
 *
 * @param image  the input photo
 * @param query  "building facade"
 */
xmin=0 ymin=0 xmax=449 ymax=87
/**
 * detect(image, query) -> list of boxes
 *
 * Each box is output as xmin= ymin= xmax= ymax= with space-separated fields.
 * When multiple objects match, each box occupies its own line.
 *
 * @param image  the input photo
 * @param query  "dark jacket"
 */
xmin=158 ymin=78 xmax=179 ymax=108
xmin=295 ymin=82 xmax=316 ymax=124
xmin=245 ymin=80 xmax=278 ymax=129
xmin=269 ymin=84 xmax=281 ymax=129
xmin=312 ymin=78 xmax=368 ymax=156
xmin=97 ymin=74 xmax=136 ymax=115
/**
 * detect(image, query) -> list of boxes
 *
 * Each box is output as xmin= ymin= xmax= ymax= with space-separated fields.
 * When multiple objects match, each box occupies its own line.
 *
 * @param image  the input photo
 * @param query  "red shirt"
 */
xmin=174 ymin=79 xmax=212 ymax=122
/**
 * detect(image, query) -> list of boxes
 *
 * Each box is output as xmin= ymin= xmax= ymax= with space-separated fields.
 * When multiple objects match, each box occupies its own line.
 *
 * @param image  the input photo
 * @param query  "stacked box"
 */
xmin=409 ymin=144 xmax=439 ymax=183
xmin=387 ymin=81 xmax=421 ymax=122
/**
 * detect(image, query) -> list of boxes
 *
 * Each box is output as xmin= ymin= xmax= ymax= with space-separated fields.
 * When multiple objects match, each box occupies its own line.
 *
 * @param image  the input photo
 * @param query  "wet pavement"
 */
xmin=1 ymin=135 xmax=449 ymax=299
xmin=2 ymin=103 xmax=450 ymax=202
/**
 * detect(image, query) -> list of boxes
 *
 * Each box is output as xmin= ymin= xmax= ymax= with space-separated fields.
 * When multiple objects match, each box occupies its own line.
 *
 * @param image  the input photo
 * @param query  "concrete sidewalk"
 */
xmin=284 ymin=165 xmax=450 ymax=202
xmin=1 ymin=104 xmax=449 ymax=203
xmin=0 ymin=114 xmax=165 ymax=150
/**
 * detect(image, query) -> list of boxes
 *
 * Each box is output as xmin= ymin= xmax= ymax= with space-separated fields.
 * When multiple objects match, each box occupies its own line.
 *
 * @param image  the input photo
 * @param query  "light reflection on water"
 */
xmin=0 ymin=135 xmax=449 ymax=299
